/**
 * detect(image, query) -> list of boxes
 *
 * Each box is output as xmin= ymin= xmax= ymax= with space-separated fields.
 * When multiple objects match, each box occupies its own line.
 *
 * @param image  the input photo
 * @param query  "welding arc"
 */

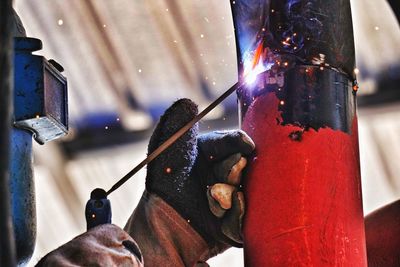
xmin=106 ymin=81 xmax=244 ymax=196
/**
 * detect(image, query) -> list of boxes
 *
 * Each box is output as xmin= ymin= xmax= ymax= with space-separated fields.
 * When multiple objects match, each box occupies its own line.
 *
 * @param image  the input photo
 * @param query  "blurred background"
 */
xmin=12 ymin=0 xmax=400 ymax=266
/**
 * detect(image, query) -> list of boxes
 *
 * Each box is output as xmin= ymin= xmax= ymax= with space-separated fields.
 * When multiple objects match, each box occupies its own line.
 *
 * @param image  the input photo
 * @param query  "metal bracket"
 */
xmin=14 ymin=37 xmax=68 ymax=144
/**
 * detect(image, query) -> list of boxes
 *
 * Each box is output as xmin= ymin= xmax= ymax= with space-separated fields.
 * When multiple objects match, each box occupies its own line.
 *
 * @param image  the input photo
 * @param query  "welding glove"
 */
xmin=35 ymin=224 xmax=143 ymax=267
xmin=365 ymin=199 xmax=400 ymax=267
xmin=125 ymin=98 xmax=255 ymax=266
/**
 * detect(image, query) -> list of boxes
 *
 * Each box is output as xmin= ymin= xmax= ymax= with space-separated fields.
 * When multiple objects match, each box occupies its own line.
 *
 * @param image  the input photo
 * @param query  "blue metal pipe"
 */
xmin=10 ymin=36 xmax=67 ymax=265
xmin=9 ymin=129 xmax=35 ymax=265
xmin=0 ymin=0 xmax=17 ymax=266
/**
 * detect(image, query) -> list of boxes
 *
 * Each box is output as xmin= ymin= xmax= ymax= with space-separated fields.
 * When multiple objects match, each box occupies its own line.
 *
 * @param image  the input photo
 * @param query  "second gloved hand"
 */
xmin=145 ymin=98 xmax=255 ymax=253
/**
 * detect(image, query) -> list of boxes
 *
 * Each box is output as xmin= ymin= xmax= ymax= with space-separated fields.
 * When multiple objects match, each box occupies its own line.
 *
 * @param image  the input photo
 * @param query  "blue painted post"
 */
xmin=0 ymin=0 xmax=17 ymax=266
xmin=9 ymin=130 xmax=35 ymax=264
xmin=10 ymin=37 xmax=68 ymax=264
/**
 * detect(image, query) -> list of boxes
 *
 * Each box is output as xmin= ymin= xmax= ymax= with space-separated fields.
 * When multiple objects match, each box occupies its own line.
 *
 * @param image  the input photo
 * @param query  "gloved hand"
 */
xmin=37 ymin=99 xmax=254 ymax=267
xmin=145 ymin=98 xmax=255 ymax=252
xmin=365 ymin=199 xmax=400 ymax=267
xmin=35 ymin=224 xmax=143 ymax=266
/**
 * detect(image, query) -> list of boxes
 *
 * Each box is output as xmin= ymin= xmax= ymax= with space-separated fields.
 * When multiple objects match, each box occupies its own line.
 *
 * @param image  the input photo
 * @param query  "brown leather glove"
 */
xmin=35 ymin=224 xmax=143 ymax=266
xmin=365 ymin=199 xmax=400 ymax=267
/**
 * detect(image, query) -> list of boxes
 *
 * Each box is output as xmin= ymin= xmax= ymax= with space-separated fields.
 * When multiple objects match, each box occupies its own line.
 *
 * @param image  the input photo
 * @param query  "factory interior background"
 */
xmin=12 ymin=0 xmax=400 ymax=266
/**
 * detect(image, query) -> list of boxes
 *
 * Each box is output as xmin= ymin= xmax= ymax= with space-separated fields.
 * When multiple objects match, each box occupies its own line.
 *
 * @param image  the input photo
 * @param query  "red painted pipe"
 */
xmin=231 ymin=0 xmax=368 ymax=266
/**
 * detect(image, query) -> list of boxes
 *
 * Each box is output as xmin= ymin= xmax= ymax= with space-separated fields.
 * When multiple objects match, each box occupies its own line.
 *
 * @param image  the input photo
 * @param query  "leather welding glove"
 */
xmin=125 ymin=98 xmax=255 ymax=266
xmin=35 ymin=224 xmax=143 ymax=266
xmin=365 ymin=199 xmax=400 ymax=267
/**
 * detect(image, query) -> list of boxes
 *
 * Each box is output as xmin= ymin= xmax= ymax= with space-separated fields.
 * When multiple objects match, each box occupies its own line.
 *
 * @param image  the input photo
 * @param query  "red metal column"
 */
xmin=231 ymin=0 xmax=368 ymax=266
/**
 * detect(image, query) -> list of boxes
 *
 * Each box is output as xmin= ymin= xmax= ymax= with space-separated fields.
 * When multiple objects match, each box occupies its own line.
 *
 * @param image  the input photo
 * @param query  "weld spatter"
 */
xmin=269 ymin=0 xmax=322 ymax=54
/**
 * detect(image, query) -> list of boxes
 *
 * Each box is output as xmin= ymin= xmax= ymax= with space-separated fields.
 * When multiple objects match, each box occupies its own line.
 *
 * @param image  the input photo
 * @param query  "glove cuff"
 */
xmin=125 ymin=191 xmax=216 ymax=266
xmin=147 ymin=183 xmax=242 ymax=251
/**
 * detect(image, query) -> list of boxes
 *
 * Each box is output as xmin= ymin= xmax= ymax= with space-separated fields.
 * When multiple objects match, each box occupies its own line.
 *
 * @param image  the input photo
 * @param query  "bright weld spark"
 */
xmin=243 ymin=43 xmax=273 ymax=85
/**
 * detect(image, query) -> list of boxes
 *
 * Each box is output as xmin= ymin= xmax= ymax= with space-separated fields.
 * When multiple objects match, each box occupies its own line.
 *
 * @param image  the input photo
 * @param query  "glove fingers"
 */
xmin=221 ymin=191 xmax=245 ymax=244
xmin=198 ymin=130 xmax=255 ymax=162
xmin=122 ymin=240 xmax=143 ymax=264
xmin=212 ymin=153 xmax=242 ymax=184
xmin=207 ymin=186 xmax=227 ymax=218
xmin=209 ymin=183 xmax=236 ymax=210
xmin=146 ymin=99 xmax=198 ymax=190
xmin=226 ymin=156 xmax=247 ymax=186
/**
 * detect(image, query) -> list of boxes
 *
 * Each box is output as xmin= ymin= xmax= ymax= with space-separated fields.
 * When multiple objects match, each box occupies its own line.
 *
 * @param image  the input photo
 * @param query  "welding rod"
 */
xmin=106 ymin=81 xmax=244 ymax=195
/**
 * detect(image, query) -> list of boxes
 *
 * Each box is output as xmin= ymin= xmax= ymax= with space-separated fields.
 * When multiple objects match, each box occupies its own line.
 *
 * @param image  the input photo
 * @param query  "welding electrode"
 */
xmin=85 ymin=80 xmax=247 ymax=229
